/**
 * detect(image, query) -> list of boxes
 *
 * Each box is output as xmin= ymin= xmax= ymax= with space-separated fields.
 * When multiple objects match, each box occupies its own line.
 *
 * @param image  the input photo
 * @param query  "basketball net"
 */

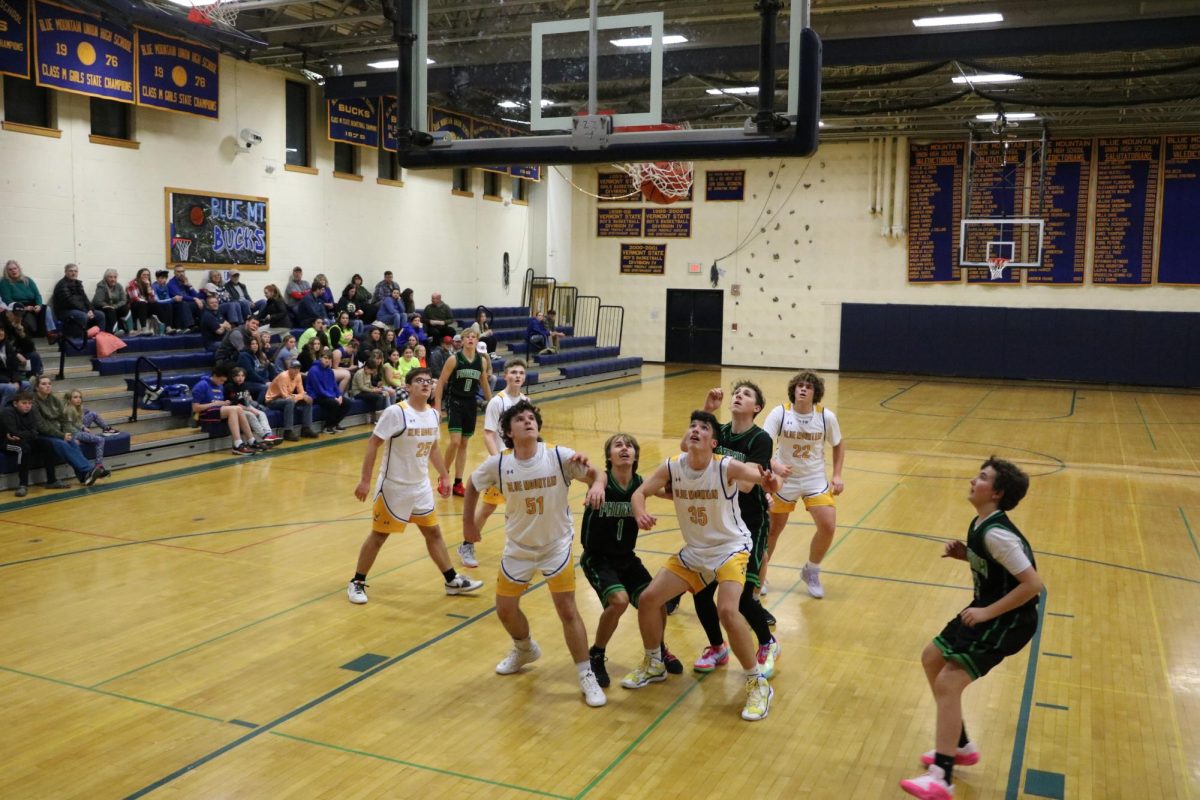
xmin=172 ymin=237 xmax=193 ymax=261
xmin=987 ymin=256 xmax=1009 ymax=281
xmin=187 ymin=0 xmax=238 ymax=27
xmin=614 ymin=161 xmax=694 ymax=204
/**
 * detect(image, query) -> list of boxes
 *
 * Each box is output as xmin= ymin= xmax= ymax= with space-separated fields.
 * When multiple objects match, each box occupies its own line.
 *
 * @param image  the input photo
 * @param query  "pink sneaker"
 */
xmin=920 ymin=743 xmax=979 ymax=767
xmin=899 ymin=766 xmax=953 ymax=800
xmin=693 ymin=643 xmax=729 ymax=673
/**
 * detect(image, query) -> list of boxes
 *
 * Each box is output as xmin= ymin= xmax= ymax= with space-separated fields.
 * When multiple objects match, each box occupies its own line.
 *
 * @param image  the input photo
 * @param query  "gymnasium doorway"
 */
xmin=665 ymin=289 xmax=724 ymax=365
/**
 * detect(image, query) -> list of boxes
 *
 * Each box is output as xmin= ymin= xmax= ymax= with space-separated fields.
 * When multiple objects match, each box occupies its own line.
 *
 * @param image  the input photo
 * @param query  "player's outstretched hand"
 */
xmin=354 ymin=479 xmax=370 ymax=502
xmin=942 ymin=540 xmax=967 ymax=561
xmin=636 ymin=511 xmax=657 ymax=531
xmin=704 ymin=388 xmax=723 ymax=413
xmin=437 ymin=475 xmax=451 ymax=498
xmin=585 ymin=483 xmax=605 ymax=509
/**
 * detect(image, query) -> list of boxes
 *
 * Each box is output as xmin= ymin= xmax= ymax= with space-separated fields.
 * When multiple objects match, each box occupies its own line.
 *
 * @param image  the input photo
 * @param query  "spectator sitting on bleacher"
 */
xmin=285 ymin=266 xmax=310 ymax=308
xmin=273 ymin=334 xmax=298 ymax=372
xmin=306 ymin=348 xmax=348 ymax=434
xmin=382 ymin=348 xmax=408 ymax=393
xmin=1 ymin=260 xmax=48 ymax=339
xmin=329 ymin=311 xmax=358 ymax=350
xmin=400 ymin=287 xmax=416 ymax=315
xmin=0 ymin=326 xmax=28 ymax=407
xmin=399 ymin=313 xmax=427 ymax=346
xmin=331 ymin=337 xmax=358 ymax=393
xmin=167 ymin=266 xmax=204 ymax=330
xmin=376 ymin=288 xmax=407 ymax=330
xmin=151 ymin=270 xmax=183 ymax=332
xmin=91 ymin=270 xmax=129 ymax=335
xmin=526 ymin=310 xmax=564 ymax=354
xmin=381 ymin=329 xmax=399 ymax=358
xmin=125 ymin=268 xmax=158 ymax=336
xmin=294 ymin=283 xmax=327 ymax=330
xmin=427 ymin=335 xmax=454 ymax=384
xmin=32 ymin=375 xmax=103 ymax=485
xmin=545 ymin=309 xmax=567 ymax=348
xmin=2 ymin=312 xmax=42 ymax=379
xmin=359 ymin=322 xmax=385 ymax=354
xmin=312 ymin=274 xmax=337 ymax=318
xmin=373 ymin=270 xmax=399 ymax=304
xmin=225 ymin=270 xmax=254 ymax=315
xmin=297 ymin=317 xmax=329 ymax=352
xmin=227 ymin=367 xmax=280 ymax=446
xmin=351 ymin=350 xmax=393 ymax=423
xmin=339 ymin=274 xmax=376 ymax=325
xmin=423 ymin=292 xmax=456 ymax=339
xmin=2 ymin=390 xmax=48 ymax=496
xmin=235 ymin=334 xmax=275 ymax=399
xmin=204 ymin=270 xmax=249 ymax=324
xmin=298 ymin=336 xmax=323 ymax=372
xmin=467 ymin=308 xmax=498 ymax=354
xmin=62 ymin=389 xmax=115 ymax=475
xmin=415 ymin=343 xmax=427 ymax=367
xmin=215 ymin=317 xmax=260 ymax=367
xmin=51 ymin=263 xmax=96 ymax=341
xmin=199 ymin=295 xmax=232 ymax=351
xmin=266 ymin=359 xmax=317 ymax=441
xmin=192 ymin=364 xmax=257 ymax=456
xmin=255 ymin=283 xmax=290 ymax=329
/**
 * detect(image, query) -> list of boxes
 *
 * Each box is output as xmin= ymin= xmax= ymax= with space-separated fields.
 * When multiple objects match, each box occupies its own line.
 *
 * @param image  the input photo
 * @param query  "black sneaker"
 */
xmin=763 ymin=608 xmax=777 ymax=628
xmin=661 ymin=646 xmax=684 ymax=675
xmin=589 ymin=648 xmax=610 ymax=688
xmin=82 ymin=465 xmax=101 ymax=486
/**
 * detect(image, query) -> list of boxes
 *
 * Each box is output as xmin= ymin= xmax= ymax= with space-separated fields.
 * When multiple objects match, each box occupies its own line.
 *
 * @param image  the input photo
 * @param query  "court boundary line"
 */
xmin=1003 ymin=587 xmax=1047 ymax=800
xmin=1180 ymin=507 xmax=1200 ymax=564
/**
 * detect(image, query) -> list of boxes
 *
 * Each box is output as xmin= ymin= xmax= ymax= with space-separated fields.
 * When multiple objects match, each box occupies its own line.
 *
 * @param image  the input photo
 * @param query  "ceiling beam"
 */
xmin=247 ymin=12 xmax=386 ymax=33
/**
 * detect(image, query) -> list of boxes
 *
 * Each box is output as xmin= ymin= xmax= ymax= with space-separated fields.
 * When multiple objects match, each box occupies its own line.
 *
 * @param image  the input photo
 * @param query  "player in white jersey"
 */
xmin=626 ymin=411 xmax=781 ymax=721
xmin=347 ymin=367 xmax=484 ymax=604
xmin=462 ymin=399 xmax=610 ymax=708
xmin=456 ymin=359 xmax=528 ymax=569
xmin=760 ymin=370 xmax=845 ymax=599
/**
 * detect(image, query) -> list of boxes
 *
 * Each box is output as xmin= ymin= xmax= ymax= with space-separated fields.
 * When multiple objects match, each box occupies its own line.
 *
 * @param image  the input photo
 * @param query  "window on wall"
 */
xmin=512 ymin=176 xmax=529 ymax=204
xmin=90 ymin=97 xmax=132 ymax=140
xmin=284 ymin=81 xmax=309 ymax=166
xmin=334 ymin=142 xmax=356 ymax=174
xmin=452 ymin=167 xmax=472 ymax=194
xmin=482 ymin=170 xmax=501 ymax=199
xmin=3 ymin=75 xmax=53 ymax=129
xmin=378 ymin=147 xmax=400 ymax=181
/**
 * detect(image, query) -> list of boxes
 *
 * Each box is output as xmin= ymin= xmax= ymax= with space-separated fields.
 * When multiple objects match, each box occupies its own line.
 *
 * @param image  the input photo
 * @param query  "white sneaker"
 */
xmin=899 ymin=765 xmax=954 ymax=799
xmin=457 ymin=541 xmax=479 ymax=568
xmin=741 ymin=674 xmax=773 ymax=721
xmin=802 ymin=564 xmax=825 ymax=598
xmin=444 ymin=574 xmax=484 ymax=595
xmin=580 ymin=670 xmax=607 ymax=707
xmin=496 ymin=640 xmax=542 ymax=674
xmin=756 ymin=639 xmax=781 ymax=679
xmin=759 ymin=580 xmax=769 ymax=597
xmin=347 ymin=580 xmax=368 ymax=604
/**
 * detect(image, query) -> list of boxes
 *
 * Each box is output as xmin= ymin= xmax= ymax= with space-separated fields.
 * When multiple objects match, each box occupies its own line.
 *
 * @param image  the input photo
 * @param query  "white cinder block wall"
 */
xmin=568 ymin=145 xmax=1198 ymax=368
xmin=0 ymin=56 xmax=531 ymax=311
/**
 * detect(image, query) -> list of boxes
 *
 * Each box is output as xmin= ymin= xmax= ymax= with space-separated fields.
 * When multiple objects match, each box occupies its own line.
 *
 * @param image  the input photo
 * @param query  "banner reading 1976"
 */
xmin=135 ymin=28 xmax=218 ymax=119
xmin=328 ymin=96 xmax=379 ymax=147
xmin=0 ymin=0 xmax=31 ymax=79
xmin=34 ymin=0 xmax=133 ymax=102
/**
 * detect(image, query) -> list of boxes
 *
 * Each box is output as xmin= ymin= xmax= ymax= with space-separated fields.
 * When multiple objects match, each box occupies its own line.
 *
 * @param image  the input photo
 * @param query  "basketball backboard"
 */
xmin=321 ymin=0 xmax=821 ymax=169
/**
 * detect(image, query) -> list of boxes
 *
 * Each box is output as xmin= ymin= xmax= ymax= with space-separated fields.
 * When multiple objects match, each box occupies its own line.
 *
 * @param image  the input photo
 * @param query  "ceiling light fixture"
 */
xmin=366 ymin=58 xmax=436 ymax=69
xmin=497 ymin=100 xmax=522 ymax=109
xmin=610 ymin=34 xmax=688 ymax=47
xmin=913 ymin=13 xmax=1003 ymax=28
xmin=975 ymin=112 xmax=1037 ymax=121
xmin=502 ymin=118 xmax=532 ymax=126
xmin=705 ymin=86 xmax=759 ymax=96
xmin=953 ymin=73 xmax=1022 ymax=84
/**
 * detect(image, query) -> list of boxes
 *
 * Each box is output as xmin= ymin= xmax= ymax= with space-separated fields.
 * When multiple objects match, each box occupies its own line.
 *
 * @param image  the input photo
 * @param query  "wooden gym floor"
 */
xmin=1 ymin=365 xmax=1198 ymax=799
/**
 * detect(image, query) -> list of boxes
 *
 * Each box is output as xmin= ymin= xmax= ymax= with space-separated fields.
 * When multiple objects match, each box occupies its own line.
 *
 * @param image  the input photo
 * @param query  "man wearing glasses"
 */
xmin=348 ymin=367 xmax=484 ymax=604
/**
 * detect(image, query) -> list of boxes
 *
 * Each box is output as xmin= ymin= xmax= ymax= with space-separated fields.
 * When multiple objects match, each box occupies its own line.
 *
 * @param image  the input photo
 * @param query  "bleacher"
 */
xmin=3 ymin=303 xmax=641 ymax=488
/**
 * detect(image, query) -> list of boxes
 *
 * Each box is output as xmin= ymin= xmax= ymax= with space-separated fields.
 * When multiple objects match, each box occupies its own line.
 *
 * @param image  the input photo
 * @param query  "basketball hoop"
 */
xmin=614 ymin=161 xmax=694 ymax=204
xmin=987 ymin=256 xmax=1009 ymax=281
xmin=187 ymin=0 xmax=238 ymax=28
xmin=172 ymin=237 xmax=193 ymax=261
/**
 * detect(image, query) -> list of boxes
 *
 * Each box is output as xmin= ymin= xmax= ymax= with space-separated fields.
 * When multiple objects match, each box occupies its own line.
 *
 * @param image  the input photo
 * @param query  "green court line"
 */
xmin=91 ymin=557 xmax=422 ymax=688
xmin=1035 ymin=702 xmax=1069 ymax=711
xmin=0 ymin=664 xmax=224 ymax=723
xmin=1046 ymin=612 xmax=1074 ymax=618
xmin=0 ymin=369 xmax=700 ymax=516
xmin=1134 ymin=398 xmax=1157 ymax=450
xmin=1004 ymin=587 xmax=1048 ymax=800
xmin=270 ymin=731 xmax=570 ymax=799
xmin=1180 ymin=508 xmax=1200 ymax=564
xmin=824 ymin=481 xmax=901 ymax=559
xmin=944 ymin=387 xmax=996 ymax=437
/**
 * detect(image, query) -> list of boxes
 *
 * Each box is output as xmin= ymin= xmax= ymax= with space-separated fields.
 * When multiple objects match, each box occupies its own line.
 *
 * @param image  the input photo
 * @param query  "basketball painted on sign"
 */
xmin=165 ymin=188 xmax=269 ymax=268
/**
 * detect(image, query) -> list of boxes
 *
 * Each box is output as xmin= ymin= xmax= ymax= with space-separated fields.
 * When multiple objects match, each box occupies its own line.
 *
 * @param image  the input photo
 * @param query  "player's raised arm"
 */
xmin=703 ymin=387 xmax=723 ymax=414
xmin=725 ymin=458 xmax=779 ymax=495
xmin=632 ymin=462 xmax=671 ymax=529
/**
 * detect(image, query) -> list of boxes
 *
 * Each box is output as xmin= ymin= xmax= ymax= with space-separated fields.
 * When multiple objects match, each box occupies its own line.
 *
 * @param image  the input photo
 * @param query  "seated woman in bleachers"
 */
xmin=125 ymin=268 xmax=158 ymax=336
xmin=338 ymin=274 xmax=376 ymax=327
xmin=297 ymin=335 xmax=324 ymax=373
xmin=1 ymin=260 xmax=49 ymax=339
xmin=350 ymin=349 xmax=393 ymax=423
xmin=92 ymin=269 xmax=130 ymax=335
xmin=467 ymin=307 xmax=498 ymax=354
xmin=235 ymin=335 xmax=274 ymax=400
xmin=376 ymin=287 xmax=408 ymax=330
xmin=359 ymin=322 xmax=386 ymax=355
xmin=62 ymin=389 xmax=116 ymax=475
xmin=0 ymin=325 xmax=28 ymax=408
xmin=331 ymin=337 xmax=358 ymax=393
xmin=329 ymin=310 xmax=358 ymax=350
xmin=397 ymin=313 xmax=427 ymax=346
xmin=255 ymin=283 xmax=290 ymax=329
xmin=204 ymin=270 xmax=248 ymax=324
xmin=381 ymin=328 xmax=399 ymax=358
xmin=273 ymin=333 xmax=299 ymax=372
xmin=226 ymin=367 xmax=280 ymax=446
xmin=32 ymin=375 xmax=104 ymax=484
xmin=382 ymin=348 xmax=406 ymax=395
xmin=415 ymin=343 xmax=428 ymax=368
xmin=2 ymin=312 xmax=43 ymax=379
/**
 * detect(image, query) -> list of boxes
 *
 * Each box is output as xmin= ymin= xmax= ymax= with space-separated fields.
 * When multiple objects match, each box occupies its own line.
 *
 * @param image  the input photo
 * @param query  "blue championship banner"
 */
xmin=620 ymin=242 xmax=666 ymax=275
xmin=136 ymin=27 xmax=218 ymax=119
xmin=705 ymin=169 xmax=745 ymax=201
xmin=907 ymin=141 xmax=964 ymax=283
xmin=1157 ymin=134 xmax=1200 ymax=285
xmin=0 ymin=0 xmax=30 ymax=79
xmin=327 ymin=96 xmax=379 ymax=147
xmin=965 ymin=141 xmax=1026 ymax=284
xmin=1027 ymin=139 xmax=1091 ymax=285
xmin=598 ymin=208 xmax=642 ymax=237
xmin=34 ymin=0 xmax=133 ymax=102
xmin=644 ymin=207 xmax=692 ymax=238
xmin=474 ymin=119 xmax=510 ymax=176
xmin=1092 ymin=137 xmax=1160 ymax=286
xmin=510 ymin=165 xmax=541 ymax=181
xmin=428 ymin=106 xmax=470 ymax=141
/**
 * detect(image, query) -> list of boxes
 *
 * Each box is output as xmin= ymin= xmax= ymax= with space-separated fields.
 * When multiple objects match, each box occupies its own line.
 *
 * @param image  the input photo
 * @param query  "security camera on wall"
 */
xmin=238 ymin=128 xmax=263 ymax=151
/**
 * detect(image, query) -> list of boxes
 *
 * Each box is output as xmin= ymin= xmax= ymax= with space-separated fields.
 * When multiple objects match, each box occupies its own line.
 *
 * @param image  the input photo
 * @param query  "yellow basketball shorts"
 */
xmin=496 ymin=541 xmax=576 ymax=597
xmin=772 ymin=486 xmax=836 ymax=515
xmin=372 ymin=485 xmax=439 ymax=534
xmin=664 ymin=551 xmax=749 ymax=594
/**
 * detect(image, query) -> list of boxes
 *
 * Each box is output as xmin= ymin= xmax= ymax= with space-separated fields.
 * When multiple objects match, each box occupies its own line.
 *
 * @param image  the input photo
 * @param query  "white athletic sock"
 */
xmin=745 ymin=667 xmax=763 ymax=679
xmin=233 ymin=439 xmax=243 ymax=447
xmin=575 ymin=661 xmax=592 ymax=677
xmin=645 ymin=648 xmax=661 ymax=663
xmin=514 ymin=637 xmax=534 ymax=651
xmin=806 ymin=561 xmax=820 ymax=571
